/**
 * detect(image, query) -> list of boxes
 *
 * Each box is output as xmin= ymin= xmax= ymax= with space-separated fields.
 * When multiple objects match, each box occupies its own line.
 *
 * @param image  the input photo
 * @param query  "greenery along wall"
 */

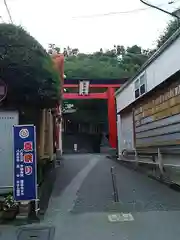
xmin=0 ymin=24 xmax=60 ymax=109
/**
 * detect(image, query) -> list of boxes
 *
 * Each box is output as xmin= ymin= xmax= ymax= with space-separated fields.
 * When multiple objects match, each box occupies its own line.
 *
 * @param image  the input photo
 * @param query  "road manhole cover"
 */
xmin=17 ymin=226 xmax=55 ymax=240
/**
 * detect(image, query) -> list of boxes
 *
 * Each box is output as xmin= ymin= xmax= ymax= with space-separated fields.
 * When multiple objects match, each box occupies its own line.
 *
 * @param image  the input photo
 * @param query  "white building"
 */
xmin=116 ymin=27 xmax=180 ymax=167
xmin=0 ymin=111 xmax=18 ymax=194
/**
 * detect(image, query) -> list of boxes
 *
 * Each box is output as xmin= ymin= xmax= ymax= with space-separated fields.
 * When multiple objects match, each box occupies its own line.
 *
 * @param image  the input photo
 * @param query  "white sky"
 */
xmin=0 ymin=0 xmax=180 ymax=53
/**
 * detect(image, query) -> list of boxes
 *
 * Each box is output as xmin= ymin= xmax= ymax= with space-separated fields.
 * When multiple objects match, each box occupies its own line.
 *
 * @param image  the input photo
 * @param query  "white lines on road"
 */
xmin=44 ymin=156 xmax=100 ymax=222
xmin=108 ymin=213 xmax=134 ymax=222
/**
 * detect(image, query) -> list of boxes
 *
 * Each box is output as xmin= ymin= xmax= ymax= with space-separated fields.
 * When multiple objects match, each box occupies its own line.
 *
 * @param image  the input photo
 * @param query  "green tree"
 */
xmin=63 ymin=45 xmax=150 ymax=123
xmin=63 ymin=20 xmax=180 ymax=125
xmin=0 ymin=24 xmax=60 ymax=108
xmin=157 ymin=19 xmax=180 ymax=48
xmin=64 ymin=45 xmax=150 ymax=79
xmin=48 ymin=43 xmax=60 ymax=54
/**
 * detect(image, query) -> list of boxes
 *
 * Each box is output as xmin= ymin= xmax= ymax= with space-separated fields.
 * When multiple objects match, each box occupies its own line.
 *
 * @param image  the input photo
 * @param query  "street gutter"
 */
xmin=107 ymin=155 xmax=180 ymax=192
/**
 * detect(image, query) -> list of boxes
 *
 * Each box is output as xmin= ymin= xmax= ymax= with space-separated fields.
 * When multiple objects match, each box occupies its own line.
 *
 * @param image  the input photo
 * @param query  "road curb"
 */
xmin=108 ymin=155 xmax=180 ymax=193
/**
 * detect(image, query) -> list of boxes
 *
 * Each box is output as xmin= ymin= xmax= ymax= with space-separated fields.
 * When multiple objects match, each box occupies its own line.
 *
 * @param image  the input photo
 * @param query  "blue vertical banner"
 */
xmin=13 ymin=125 xmax=37 ymax=201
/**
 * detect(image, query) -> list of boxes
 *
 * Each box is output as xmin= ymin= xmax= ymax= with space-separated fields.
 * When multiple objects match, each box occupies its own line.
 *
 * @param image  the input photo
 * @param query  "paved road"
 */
xmin=43 ymin=154 xmax=180 ymax=240
xmin=2 ymin=154 xmax=180 ymax=239
xmin=72 ymin=156 xmax=180 ymax=213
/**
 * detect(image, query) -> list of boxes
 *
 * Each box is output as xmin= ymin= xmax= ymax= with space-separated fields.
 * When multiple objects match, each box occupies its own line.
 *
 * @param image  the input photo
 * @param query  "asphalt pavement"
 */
xmin=43 ymin=154 xmax=180 ymax=240
xmin=1 ymin=153 xmax=180 ymax=239
xmin=72 ymin=156 xmax=180 ymax=214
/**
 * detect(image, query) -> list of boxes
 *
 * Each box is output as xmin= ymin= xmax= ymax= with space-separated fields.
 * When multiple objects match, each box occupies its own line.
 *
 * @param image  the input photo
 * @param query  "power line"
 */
xmin=72 ymin=1 xmax=180 ymax=19
xmin=4 ymin=0 xmax=13 ymax=24
xmin=73 ymin=7 xmax=149 ymax=18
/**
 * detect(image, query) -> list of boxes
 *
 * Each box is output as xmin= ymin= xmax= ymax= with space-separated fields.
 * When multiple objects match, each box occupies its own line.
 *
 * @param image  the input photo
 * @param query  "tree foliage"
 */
xmin=61 ymin=19 xmax=180 ymax=126
xmin=62 ymin=19 xmax=180 ymax=80
xmin=64 ymin=45 xmax=152 ymax=79
xmin=0 ymin=24 xmax=60 ymax=108
xmin=157 ymin=19 xmax=180 ymax=48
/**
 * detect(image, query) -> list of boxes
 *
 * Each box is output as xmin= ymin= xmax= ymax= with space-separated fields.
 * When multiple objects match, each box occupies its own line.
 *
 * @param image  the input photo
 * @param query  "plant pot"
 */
xmin=2 ymin=206 xmax=19 ymax=220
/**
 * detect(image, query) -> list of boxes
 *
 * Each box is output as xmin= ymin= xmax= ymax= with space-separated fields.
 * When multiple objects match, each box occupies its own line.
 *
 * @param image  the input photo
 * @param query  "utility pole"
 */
xmin=140 ymin=0 xmax=180 ymax=20
xmin=4 ymin=0 xmax=13 ymax=24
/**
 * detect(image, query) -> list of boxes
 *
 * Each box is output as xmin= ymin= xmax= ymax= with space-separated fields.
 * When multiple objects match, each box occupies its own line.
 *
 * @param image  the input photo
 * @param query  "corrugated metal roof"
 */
xmin=115 ymin=27 xmax=180 ymax=96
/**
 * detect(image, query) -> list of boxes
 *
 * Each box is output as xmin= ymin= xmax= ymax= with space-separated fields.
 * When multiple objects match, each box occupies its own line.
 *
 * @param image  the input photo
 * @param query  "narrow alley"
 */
xmin=1 ymin=154 xmax=180 ymax=239
xmin=1 ymin=1 xmax=180 ymax=240
xmin=42 ymin=154 xmax=180 ymax=240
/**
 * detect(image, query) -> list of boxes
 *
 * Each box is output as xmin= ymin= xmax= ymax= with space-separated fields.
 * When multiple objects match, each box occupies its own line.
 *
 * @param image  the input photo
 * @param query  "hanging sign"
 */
xmin=13 ymin=125 xmax=37 ymax=201
xmin=79 ymin=80 xmax=90 ymax=95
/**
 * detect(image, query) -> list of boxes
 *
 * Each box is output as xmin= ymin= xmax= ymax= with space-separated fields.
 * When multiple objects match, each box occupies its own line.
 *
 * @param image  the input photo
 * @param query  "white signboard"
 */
xmin=0 ymin=111 xmax=18 ymax=194
xmin=79 ymin=81 xmax=90 ymax=95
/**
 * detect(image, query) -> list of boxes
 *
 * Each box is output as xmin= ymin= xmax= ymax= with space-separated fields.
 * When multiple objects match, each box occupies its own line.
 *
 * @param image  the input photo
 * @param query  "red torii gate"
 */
xmin=52 ymin=53 xmax=124 ymax=150
xmin=63 ymin=83 xmax=119 ymax=148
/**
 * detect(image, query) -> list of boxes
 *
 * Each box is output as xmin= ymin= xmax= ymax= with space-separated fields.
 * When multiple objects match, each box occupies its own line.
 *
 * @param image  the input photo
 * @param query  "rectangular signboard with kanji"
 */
xmin=13 ymin=125 xmax=37 ymax=201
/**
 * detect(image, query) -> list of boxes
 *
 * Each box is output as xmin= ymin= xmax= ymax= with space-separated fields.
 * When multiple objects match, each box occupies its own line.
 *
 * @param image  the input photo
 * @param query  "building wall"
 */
xmin=117 ymin=115 xmax=122 ymax=155
xmin=0 ymin=111 xmax=18 ymax=194
xmin=116 ymin=35 xmax=180 ymax=113
xmin=147 ymin=37 xmax=180 ymax=92
xmin=134 ymin=80 xmax=180 ymax=148
xmin=118 ymin=111 xmax=134 ymax=154
xmin=116 ymin=83 xmax=134 ymax=113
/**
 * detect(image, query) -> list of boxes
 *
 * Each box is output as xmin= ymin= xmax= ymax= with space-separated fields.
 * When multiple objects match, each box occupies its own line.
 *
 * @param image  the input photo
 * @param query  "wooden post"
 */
xmin=158 ymin=148 xmax=164 ymax=175
xmin=56 ymin=104 xmax=63 ymax=158
xmin=48 ymin=109 xmax=54 ymax=161
xmin=39 ymin=109 xmax=45 ymax=158
xmin=135 ymin=149 xmax=139 ymax=167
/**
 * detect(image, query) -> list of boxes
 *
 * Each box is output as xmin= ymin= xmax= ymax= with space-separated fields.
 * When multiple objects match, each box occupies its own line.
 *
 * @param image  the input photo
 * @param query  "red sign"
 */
xmin=0 ymin=79 xmax=7 ymax=102
xmin=25 ymin=166 xmax=33 ymax=175
xmin=24 ymin=141 xmax=33 ymax=151
xmin=24 ymin=153 xmax=33 ymax=163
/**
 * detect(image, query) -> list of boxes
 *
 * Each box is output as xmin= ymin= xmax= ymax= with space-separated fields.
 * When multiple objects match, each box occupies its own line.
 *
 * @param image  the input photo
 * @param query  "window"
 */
xmin=140 ymin=74 xmax=145 ymax=85
xmin=135 ymin=88 xmax=140 ymax=98
xmin=140 ymin=84 xmax=145 ymax=95
xmin=134 ymin=72 xmax=146 ymax=99
xmin=134 ymin=79 xmax=140 ymax=89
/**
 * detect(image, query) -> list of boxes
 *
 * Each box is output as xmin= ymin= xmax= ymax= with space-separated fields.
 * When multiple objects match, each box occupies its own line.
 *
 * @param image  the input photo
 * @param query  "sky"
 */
xmin=0 ymin=0 xmax=180 ymax=53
